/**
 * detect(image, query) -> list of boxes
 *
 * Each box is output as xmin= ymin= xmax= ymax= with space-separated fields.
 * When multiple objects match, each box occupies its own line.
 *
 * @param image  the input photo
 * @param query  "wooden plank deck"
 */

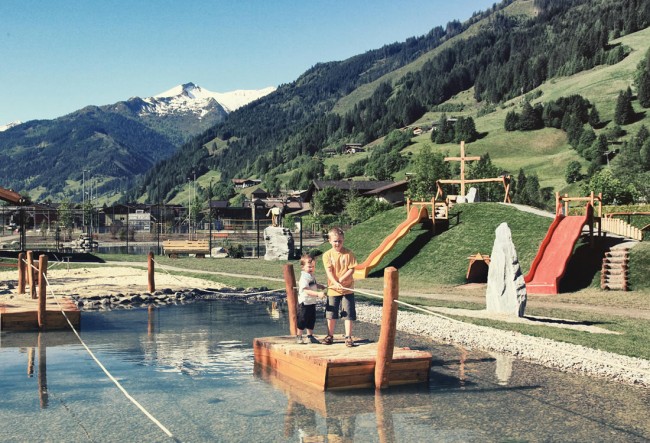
xmin=254 ymin=336 xmax=431 ymax=391
xmin=0 ymin=295 xmax=79 ymax=331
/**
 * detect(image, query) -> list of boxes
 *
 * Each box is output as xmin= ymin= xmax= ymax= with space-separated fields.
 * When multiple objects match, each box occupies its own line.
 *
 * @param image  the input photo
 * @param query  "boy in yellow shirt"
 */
xmin=321 ymin=227 xmax=358 ymax=347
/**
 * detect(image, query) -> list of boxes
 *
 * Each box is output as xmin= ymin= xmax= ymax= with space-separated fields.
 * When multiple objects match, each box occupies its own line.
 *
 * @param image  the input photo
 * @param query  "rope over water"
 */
xmin=22 ymin=259 xmax=176 ymax=440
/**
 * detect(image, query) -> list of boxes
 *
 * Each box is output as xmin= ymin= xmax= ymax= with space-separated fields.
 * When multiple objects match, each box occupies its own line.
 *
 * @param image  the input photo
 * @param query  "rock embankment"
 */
xmin=357 ymin=304 xmax=650 ymax=388
xmin=70 ymin=287 xmax=285 ymax=310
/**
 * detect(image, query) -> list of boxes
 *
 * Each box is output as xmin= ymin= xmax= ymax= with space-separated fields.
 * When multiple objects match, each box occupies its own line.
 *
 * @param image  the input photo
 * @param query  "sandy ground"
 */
xmin=0 ymin=265 xmax=223 ymax=298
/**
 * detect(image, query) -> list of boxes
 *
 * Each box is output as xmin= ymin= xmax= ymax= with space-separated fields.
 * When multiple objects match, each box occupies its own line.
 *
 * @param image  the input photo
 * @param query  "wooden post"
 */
xmin=375 ymin=267 xmax=399 ymax=390
xmin=148 ymin=252 xmax=155 ymax=293
xmin=17 ymin=251 xmax=26 ymax=294
xmin=38 ymin=254 xmax=48 ymax=329
xmin=283 ymin=263 xmax=298 ymax=337
xmin=27 ymin=251 xmax=36 ymax=299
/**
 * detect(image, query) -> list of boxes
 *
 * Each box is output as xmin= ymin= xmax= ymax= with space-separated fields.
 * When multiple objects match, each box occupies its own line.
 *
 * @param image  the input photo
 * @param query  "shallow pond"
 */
xmin=0 ymin=300 xmax=648 ymax=442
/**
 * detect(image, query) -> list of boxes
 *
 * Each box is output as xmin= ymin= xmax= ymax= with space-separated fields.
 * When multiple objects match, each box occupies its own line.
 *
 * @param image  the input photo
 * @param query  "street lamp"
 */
xmin=209 ymin=178 xmax=213 ymax=257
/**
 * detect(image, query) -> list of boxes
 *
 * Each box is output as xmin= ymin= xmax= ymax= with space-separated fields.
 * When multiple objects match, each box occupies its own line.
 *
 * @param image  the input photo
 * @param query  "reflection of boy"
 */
xmin=322 ymin=227 xmax=358 ymax=347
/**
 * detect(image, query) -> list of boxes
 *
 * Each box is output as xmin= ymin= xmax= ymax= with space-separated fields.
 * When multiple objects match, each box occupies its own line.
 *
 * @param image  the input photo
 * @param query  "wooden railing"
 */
xmin=600 ymin=217 xmax=643 ymax=241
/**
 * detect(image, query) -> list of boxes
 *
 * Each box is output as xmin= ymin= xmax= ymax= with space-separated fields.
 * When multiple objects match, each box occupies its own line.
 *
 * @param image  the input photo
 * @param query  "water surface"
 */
xmin=0 ymin=301 xmax=648 ymax=442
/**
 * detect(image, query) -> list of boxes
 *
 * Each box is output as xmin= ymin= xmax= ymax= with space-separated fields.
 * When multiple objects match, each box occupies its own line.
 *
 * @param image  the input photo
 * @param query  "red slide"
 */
xmin=524 ymin=204 xmax=593 ymax=294
xmin=353 ymin=206 xmax=429 ymax=279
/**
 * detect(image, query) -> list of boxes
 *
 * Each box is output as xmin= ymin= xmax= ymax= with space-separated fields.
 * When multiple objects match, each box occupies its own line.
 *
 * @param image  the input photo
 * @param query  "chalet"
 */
xmin=304 ymin=180 xmax=395 ymax=203
xmin=250 ymin=187 xmax=269 ymax=199
xmin=363 ymin=180 xmax=408 ymax=205
xmin=231 ymin=178 xmax=262 ymax=189
xmin=344 ymin=143 xmax=364 ymax=154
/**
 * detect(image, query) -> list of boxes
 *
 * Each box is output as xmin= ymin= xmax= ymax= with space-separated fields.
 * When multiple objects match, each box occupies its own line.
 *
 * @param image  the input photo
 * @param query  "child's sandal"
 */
xmin=345 ymin=336 xmax=355 ymax=347
xmin=321 ymin=335 xmax=334 ymax=345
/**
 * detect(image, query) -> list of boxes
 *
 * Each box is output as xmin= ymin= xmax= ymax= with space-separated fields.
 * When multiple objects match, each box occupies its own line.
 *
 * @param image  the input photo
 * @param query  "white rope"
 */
xmin=23 ymin=259 xmax=176 ymax=440
xmin=151 ymin=257 xmax=184 ymax=283
xmin=339 ymin=284 xmax=650 ymax=377
xmin=340 ymin=284 xmax=469 ymax=325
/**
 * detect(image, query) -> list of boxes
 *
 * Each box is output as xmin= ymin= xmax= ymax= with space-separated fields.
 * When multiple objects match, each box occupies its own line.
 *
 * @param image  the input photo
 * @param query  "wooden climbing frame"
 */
xmin=435 ymin=141 xmax=511 ymax=203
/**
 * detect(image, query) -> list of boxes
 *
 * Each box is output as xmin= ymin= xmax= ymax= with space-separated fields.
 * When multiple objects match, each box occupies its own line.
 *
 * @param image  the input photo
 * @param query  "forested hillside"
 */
xmin=0 ymin=106 xmax=177 ymax=200
xmin=134 ymin=0 xmax=650 ymax=206
xmin=0 ymin=85 xmax=232 ymax=202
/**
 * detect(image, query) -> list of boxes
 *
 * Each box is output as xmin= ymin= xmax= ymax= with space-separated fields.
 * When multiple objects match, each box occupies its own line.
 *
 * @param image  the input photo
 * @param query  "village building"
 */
xmin=231 ymin=178 xmax=262 ymax=189
xmin=304 ymin=180 xmax=396 ymax=204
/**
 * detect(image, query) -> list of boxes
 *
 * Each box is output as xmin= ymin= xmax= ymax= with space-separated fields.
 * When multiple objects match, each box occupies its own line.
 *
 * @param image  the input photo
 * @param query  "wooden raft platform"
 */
xmin=0 ymin=296 xmax=80 ymax=331
xmin=254 ymin=336 xmax=432 ymax=391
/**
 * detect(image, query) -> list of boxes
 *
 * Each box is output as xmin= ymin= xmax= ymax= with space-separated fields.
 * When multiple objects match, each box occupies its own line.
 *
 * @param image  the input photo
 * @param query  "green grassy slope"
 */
xmin=339 ymin=203 xmax=552 ymax=289
xmin=404 ymin=26 xmax=650 ymax=192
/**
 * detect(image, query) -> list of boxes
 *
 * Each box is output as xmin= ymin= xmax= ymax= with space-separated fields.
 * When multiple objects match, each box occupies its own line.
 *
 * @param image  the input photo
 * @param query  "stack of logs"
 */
xmin=601 ymin=248 xmax=629 ymax=291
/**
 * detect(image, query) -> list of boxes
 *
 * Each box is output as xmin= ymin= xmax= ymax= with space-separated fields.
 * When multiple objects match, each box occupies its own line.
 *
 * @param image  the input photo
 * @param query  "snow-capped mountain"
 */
xmin=0 ymin=120 xmax=22 ymax=132
xmin=139 ymin=82 xmax=275 ymax=117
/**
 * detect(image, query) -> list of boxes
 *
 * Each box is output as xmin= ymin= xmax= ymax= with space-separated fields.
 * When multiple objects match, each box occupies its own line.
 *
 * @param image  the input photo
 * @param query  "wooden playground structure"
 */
xmin=436 ymin=141 xmax=511 ymax=203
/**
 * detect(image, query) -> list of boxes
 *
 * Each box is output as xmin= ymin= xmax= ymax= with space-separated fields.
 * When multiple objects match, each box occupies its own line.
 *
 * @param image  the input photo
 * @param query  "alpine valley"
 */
xmin=0 ymin=83 xmax=274 ymax=202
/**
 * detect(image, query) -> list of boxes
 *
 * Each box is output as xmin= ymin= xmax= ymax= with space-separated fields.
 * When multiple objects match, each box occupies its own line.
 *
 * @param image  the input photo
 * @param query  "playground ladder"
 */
xmin=600 ymin=248 xmax=630 ymax=291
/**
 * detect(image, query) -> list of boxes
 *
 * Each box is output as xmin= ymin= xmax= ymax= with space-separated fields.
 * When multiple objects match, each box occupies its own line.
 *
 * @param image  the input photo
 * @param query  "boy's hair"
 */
xmin=327 ymin=227 xmax=345 ymax=240
xmin=300 ymin=253 xmax=315 ymax=267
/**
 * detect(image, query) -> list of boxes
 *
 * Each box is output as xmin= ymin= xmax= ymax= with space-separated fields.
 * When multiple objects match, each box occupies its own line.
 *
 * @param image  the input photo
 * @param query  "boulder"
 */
xmin=485 ymin=222 xmax=527 ymax=317
xmin=466 ymin=187 xmax=479 ymax=203
xmin=264 ymin=226 xmax=294 ymax=261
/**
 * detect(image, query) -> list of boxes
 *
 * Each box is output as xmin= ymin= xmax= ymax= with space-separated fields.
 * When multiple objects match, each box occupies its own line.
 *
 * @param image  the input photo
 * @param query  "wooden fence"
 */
xmin=600 ymin=217 xmax=643 ymax=241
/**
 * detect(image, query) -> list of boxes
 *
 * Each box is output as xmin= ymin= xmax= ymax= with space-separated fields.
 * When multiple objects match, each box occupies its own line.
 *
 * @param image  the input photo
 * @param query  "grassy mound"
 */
xmin=341 ymin=203 xmax=552 ymax=289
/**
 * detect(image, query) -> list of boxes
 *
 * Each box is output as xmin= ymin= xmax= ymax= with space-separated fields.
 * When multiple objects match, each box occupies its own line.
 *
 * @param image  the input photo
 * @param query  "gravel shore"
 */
xmin=357 ymin=303 xmax=650 ymax=388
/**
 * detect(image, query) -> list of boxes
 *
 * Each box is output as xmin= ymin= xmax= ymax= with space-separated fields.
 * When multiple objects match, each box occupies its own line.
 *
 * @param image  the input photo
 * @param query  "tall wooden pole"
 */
xmin=375 ymin=267 xmax=399 ymax=390
xmin=27 ymin=251 xmax=36 ymax=299
xmin=17 ymin=251 xmax=26 ymax=294
xmin=38 ymin=254 xmax=48 ymax=329
xmin=283 ymin=264 xmax=298 ymax=337
xmin=147 ymin=252 xmax=155 ymax=293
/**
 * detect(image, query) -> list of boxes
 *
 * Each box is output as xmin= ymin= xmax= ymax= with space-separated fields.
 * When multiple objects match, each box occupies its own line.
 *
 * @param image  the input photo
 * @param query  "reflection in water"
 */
xmin=1 ymin=301 xmax=649 ymax=442
xmin=491 ymin=352 xmax=514 ymax=386
xmin=27 ymin=347 xmax=34 ymax=377
xmin=37 ymin=333 xmax=48 ymax=408
xmin=375 ymin=392 xmax=395 ymax=443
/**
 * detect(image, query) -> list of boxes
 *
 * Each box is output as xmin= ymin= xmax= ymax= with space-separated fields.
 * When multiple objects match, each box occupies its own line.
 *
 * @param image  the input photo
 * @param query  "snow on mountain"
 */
xmin=144 ymin=82 xmax=275 ymax=117
xmin=0 ymin=120 xmax=22 ymax=132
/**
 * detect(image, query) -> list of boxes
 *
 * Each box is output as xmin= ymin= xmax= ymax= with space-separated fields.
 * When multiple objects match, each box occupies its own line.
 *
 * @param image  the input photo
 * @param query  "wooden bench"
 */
xmin=212 ymin=232 xmax=229 ymax=240
xmin=163 ymin=240 xmax=210 ymax=258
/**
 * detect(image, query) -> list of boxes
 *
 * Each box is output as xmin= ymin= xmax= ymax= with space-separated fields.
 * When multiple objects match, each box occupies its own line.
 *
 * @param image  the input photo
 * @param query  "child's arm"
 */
xmin=304 ymin=288 xmax=326 ymax=298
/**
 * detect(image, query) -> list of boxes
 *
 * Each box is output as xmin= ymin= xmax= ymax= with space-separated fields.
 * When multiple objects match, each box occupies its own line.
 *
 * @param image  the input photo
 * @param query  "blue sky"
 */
xmin=1 ymin=0 xmax=497 ymax=124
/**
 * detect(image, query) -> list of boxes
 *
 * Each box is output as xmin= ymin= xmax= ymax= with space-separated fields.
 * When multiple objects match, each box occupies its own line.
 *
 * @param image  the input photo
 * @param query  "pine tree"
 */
xmin=565 ymin=161 xmax=582 ymax=184
xmin=588 ymin=106 xmax=600 ymax=128
xmin=614 ymin=88 xmax=635 ymax=125
xmin=635 ymin=50 xmax=650 ymax=107
xmin=504 ymin=110 xmax=519 ymax=131
xmin=518 ymin=101 xmax=543 ymax=130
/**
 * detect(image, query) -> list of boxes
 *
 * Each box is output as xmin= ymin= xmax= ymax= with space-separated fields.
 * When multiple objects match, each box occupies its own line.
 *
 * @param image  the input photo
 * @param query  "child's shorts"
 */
xmin=325 ymin=294 xmax=356 ymax=321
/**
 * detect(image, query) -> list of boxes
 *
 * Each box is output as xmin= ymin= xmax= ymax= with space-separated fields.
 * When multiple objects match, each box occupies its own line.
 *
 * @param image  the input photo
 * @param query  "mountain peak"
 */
xmin=150 ymin=82 xmax=275 ymax=112
xmin=0 ymin=120 xmax=22 ymax=132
